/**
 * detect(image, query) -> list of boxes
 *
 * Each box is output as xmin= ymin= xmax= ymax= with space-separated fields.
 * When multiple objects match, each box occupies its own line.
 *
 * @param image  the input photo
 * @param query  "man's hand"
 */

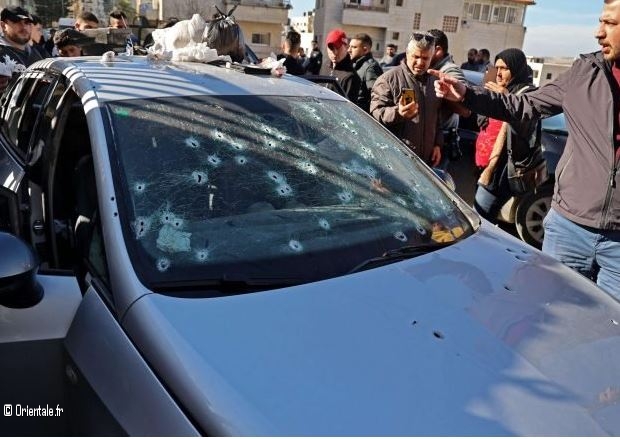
xmin=398 ymin=95 xmax=419 ymax=120
xmin=430 ymin=145 xmax=441 ymax=167
xmin=484 ymin=82 xmax=507 ymax=94
xmin=428 ymin=69 xmax=466 ymax=102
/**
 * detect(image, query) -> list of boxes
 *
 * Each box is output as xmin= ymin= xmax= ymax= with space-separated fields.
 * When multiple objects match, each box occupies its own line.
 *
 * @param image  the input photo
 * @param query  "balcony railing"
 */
xmin=343 ymin=1 xmax=389 ymax=13
xmin=223 ymin=0 xmax=292 ymax=9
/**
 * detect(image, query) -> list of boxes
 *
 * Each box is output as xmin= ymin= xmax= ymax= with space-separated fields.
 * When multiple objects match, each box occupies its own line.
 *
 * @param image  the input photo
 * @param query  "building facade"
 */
xmin=309 ymin=0 xmax=535 ymax=64
xmin=527 ymin=56 xmax=573 ymax=87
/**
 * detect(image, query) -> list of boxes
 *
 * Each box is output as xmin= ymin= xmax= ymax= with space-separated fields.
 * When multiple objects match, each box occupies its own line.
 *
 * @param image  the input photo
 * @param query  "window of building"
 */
xmin=465 ymin=2 xmax=518 ymax=23
xmin=533 ymin=70 xmax=539 ymax=79
xmin=392 ymin=31 xmax=400 ymax=40
xmin=251 ymin=33 xmax=271 ymax=45
xmin=546 ymin=73 xmax=553 ymax=80
xmin=506 ymin=7 xmax=522 ymax=24
xmin=396 ymin=0 xmax=403 ymax=6
xmin=492 ymin=6 xmax=507 ymax=23
xmin=413 ymin=12 xmax=421 ymax=30
xmin=442 ymin=15 xmax=459 ymax=33
xmin=481 ymin=4 xmax=491 ymax=21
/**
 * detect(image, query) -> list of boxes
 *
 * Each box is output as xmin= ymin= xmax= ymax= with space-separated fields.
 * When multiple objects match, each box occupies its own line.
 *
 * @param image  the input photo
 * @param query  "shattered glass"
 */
xmin=106 ymin=95 xmax=474 ymax=287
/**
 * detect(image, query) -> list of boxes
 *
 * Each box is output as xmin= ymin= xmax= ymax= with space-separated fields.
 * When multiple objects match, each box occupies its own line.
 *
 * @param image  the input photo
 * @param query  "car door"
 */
xmin=0 ymin=71 xmax=83 ymax=436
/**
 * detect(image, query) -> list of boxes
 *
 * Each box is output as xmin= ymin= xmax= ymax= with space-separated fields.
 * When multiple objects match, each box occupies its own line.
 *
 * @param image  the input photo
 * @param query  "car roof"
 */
xmin=29 ymin=56 xmax=347 ymax=103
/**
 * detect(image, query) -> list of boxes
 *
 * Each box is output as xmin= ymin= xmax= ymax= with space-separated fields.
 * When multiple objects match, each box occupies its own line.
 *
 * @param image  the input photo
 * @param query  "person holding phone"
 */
xmin=370 ymin=32 xmax=443 ymax=167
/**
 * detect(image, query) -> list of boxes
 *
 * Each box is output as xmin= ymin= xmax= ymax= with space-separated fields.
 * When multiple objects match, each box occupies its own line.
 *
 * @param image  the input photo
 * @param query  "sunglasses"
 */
xmin=410 ymin=32 xmax=436 ymax=44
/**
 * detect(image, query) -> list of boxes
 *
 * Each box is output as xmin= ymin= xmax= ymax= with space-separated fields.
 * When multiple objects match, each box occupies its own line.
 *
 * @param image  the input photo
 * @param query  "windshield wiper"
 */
xmin=348 ymin=242 xmax=455 ymax=274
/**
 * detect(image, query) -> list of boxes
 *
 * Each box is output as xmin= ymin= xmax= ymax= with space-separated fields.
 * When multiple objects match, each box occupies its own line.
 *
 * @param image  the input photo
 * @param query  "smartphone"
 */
xmin=401 ymin=88 xmax=416 ymax=105
xmin=483 ymin=66 xmax=498 ymax=84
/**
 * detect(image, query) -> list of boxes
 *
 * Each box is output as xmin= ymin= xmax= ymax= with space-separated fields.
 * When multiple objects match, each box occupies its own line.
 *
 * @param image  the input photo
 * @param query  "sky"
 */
xmin=288 ymin=0 xmax=602 ymax=57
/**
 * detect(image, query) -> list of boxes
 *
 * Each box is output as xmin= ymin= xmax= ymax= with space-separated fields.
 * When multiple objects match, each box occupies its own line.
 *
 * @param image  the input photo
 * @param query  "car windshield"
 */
xmin=106 ymin=95 xmax=477 ymax=290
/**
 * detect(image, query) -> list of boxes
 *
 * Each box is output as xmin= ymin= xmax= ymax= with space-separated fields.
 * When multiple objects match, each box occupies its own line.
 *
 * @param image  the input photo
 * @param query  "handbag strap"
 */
xmin=506 ymin=85 xmax=542 ymax=165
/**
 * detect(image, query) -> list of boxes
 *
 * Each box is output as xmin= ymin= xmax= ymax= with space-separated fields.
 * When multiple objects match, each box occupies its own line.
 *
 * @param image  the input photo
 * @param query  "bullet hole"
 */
xmin=276 ymin=184 xmax=293 ymax=197
xmin=207 ymin=155 xmax=221 ymax=167
xmin=157 ymin=257 xmax=171 ymax=272
xmin=195 ymin=249 xmax=209 ymax=262
xmin=267 ymin=171 xmax=285 ymax=183
xmin=289 ymin=239 xmax=303 ymax=252
xmin=394 ymin=231 xmax=407 ymax=242
xmin=134 ymin=182 xmax=147 ymax=194
xmin=185 ymin=136 xmax=200 ymax=149
xmin=191 ymin=171 xmax=208 ymax=185
xmin=338 ymin=190 xmax=353 ymax=203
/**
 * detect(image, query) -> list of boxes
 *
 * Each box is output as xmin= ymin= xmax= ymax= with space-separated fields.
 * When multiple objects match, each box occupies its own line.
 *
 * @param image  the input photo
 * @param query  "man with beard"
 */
xmin=0 ymin=6 xmax=44 ymax=89
xmin=432 ymin=0 xmax=620 ymax=296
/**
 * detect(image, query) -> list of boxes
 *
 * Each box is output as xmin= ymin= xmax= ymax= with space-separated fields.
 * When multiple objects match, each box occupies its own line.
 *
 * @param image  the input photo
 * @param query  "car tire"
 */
xmin=515 ymin=184 xmax=554 ymax=248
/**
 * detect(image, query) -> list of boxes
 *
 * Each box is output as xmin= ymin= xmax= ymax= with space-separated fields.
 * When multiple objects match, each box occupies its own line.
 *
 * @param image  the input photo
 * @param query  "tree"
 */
xmin=32 ymin=0 xmax=67 ymax=26
xmin=114 ymin=0 xmax=136 ymax=21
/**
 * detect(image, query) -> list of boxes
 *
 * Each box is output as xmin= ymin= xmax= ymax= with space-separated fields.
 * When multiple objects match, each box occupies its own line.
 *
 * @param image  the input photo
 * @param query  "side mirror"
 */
xmin=0 ymin=232 xmax=42 ymax=308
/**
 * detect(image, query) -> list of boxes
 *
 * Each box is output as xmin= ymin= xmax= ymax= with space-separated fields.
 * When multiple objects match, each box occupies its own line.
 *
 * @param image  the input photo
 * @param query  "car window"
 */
xmin=541 ymin=113 xmax=566 ymax=133
xmin=1 ymin=73 xmax=56 ymax=161
xmin=106 ymin=95 xmax=476 ymax=290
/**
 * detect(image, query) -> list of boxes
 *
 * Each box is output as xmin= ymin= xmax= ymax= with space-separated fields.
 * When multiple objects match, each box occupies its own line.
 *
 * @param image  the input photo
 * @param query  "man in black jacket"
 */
xmin=432 ymin=0 xmax=620 ymax=297
xmin=319 ymin=29 xmax=360 ymax=103
xmin=0 ymin=6 xmax=44 ymax=90
xmin=349 ymin=33 xmax=383 ymax=112
xmin=306 ymin=39 xmax=322 ymax=75
xmin=277 ymin=30 xmax=305 ymax=76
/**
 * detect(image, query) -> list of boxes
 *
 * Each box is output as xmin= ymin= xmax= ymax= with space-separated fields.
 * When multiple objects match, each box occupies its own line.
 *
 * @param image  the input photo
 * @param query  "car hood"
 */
xmin=123 ymin=226 xmax=620 ymax=436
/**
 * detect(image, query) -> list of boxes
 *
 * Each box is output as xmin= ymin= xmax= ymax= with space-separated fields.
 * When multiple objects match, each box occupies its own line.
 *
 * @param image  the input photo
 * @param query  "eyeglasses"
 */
xmin=410 ymin=32 xmax=436 ymax=44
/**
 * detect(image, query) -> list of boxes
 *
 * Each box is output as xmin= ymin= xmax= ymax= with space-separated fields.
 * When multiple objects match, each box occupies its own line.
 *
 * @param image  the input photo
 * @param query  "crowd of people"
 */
xmin=0 ymin=1 xmax=618 ymax=297
xmin=0 ymin=6 xmax=137 ymax=71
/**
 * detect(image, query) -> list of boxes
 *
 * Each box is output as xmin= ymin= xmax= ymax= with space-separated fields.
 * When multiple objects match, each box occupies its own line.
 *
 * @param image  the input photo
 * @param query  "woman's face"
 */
xmin=495 ymin=59 xmax=513 ymax=87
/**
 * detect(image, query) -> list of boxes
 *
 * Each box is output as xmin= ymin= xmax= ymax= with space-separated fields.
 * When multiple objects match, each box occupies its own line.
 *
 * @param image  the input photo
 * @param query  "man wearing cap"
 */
xmin=319 ymin=29 xmax=360 ymax=103
xmin=53 ymin=29 xmax=95 ymax=57
xmin=370 ymin=32 xmax=443 ymax=167
xmin=0 ymin=6 xmax=44 ymax=87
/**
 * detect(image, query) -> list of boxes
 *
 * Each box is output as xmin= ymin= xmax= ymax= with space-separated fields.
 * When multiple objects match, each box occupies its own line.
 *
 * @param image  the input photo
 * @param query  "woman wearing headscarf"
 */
xmin=473 ymin=48 xmax=539 ymax=221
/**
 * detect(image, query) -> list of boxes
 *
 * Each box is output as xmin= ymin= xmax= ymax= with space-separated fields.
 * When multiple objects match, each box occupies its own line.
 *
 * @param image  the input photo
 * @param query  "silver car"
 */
xmin=1 ymin=56 xmax=619 ymax=436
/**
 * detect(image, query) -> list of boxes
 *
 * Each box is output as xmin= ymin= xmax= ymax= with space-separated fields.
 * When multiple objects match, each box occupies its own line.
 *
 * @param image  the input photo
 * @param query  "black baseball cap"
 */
xmin=0 ymin=6 xmax=33 ymax=23
xmin=53 ymin=28 xmax=95 ymax=49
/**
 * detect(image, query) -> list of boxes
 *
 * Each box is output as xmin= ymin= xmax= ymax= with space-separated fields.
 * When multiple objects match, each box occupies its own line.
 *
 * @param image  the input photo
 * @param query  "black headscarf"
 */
xmin=495 ymin=48 xmax=532 ymax=93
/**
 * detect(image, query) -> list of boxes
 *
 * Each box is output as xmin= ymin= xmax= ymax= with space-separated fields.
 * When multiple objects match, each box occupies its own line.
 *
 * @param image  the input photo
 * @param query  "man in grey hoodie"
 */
xmin=0 ymin=6 xmax=44 ymax=90
xmin=432 ymin=0 xmax=620 ymax=297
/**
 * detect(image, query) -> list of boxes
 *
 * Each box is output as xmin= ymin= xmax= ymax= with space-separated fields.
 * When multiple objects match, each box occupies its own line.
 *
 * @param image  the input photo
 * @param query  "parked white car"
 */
xmin=0 ymin=55 xmax=619 ymax=436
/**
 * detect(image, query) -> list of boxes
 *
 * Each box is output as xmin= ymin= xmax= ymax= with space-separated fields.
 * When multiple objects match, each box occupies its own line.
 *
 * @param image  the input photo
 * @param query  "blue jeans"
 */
xmin=542 ymin=208 xmax=620 ymax=299
xmin=474 ymin=181 xmax=512 ymax=223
